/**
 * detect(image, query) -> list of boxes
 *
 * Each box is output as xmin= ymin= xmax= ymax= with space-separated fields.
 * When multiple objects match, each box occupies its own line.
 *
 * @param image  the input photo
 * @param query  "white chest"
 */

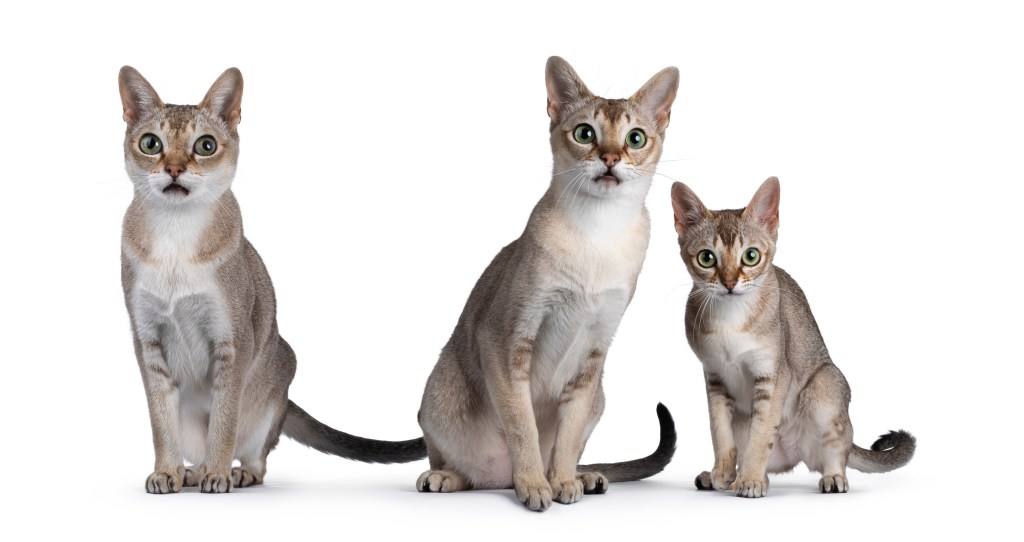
xmin=694 ymin=297 xmax=777 ymax=413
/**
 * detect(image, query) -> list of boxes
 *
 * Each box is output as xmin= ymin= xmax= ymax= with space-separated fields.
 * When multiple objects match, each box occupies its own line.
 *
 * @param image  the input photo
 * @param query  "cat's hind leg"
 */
xmin=796 ymin=364 xmax=853 ymax=494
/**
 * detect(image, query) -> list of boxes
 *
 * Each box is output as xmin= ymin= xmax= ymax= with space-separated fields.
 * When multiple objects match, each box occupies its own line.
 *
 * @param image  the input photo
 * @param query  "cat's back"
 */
xmin=774 ymin=265 xmax=833 ymax=370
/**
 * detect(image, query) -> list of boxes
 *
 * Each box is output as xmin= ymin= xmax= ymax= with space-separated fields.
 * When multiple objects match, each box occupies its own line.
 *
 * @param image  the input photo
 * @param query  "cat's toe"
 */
xmin=734 ymin=477 xmax=769 ymax=498
xmin=579 ymin=472 xmax=608 ymax=494
xmin=819 ymin=474 xmax=848 ymax=494
xmin=551 ymin=477 xmax=585 ymax=504
xmin=200 ymin=472 xmax=232 ymax=494
xmin=416 ymin=470 xmax=465 ymax=493
xmin=145 ymin=470 xmax=182 ymax=494
xmin=231 ymin=467 xmax=260 ymax=488
xmin=514 ymin=474 xmax=552 ymax=512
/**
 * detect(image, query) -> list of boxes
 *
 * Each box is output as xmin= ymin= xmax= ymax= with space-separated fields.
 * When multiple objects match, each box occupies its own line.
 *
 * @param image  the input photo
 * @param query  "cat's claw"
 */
xmin=145 ymin=470 xmax=183 ymax=494
xmin=819 ymin=474 xmax=848 ymax=494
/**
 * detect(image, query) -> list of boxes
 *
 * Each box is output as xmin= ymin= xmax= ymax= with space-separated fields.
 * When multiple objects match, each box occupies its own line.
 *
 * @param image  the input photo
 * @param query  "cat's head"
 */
xmin=546 ymin=57 xmax=678 ymax=205
xmin=671 ymin=177 xmax=781 ymax=296
xmin=119 ymin=66 xmax=243 ymax=207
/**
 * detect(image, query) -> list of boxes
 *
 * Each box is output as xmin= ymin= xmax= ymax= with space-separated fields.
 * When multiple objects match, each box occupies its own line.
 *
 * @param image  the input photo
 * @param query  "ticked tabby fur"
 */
xmin=119 ymin=66 xmax=425 ymax=494
xmin=671 ymin=177 xmax=915 ymax=497
xmin=416 ymin=57 xmax=679 ymax=511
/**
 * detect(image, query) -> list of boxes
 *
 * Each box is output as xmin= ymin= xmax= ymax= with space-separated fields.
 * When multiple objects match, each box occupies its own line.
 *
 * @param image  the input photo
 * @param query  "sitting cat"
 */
xmin=416 ymin=57 xmax=679 ymax=511
xmin=670 ymin=177 xmax=915 ymax=497
xmin=118 ymin=66 xmax=425 ymax=494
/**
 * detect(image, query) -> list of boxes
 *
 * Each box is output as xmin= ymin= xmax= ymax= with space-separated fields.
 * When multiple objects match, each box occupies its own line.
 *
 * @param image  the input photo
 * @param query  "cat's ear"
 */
xmin=546 ymin=56 xmax=593 ymax=124
xmin=743 ymin=176 xmax=781 ymax=235
xmin=118 ymin=66 xmax=164 ymax=125
xmin=630 ymin=67 xmax=679 ymax=132
xmin=200 ymin=68 xmax=243 ymax=128
xmin=671 ymin=182 xmax=709 ymax=238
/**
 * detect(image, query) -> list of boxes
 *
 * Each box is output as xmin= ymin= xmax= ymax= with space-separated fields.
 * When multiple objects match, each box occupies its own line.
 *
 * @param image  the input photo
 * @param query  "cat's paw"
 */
xmin=182 ymin=466 xmax=201 ymax=487
xmin=550 ymin=477 xmax=584 ymax=505
xmin=818 ymin=474 xmax=849 ymax=494
xmin=705 ymin=465 xmax=735 ymax=490
xmin=200 ymin=471 xmax=233 ymax=494
xmin=145 ymin=470 xmax=183 ymax=494
xmin=513 ymin=474 xmax=552 ymax=512
xmin=416 ymin=469 xmax=466 ymax=493
xmin=734 ymin=476 xmax=769 ymax=498
xmin=695 ymin=471 xmax=714 ymax=490
xmin=231 ymin=467 xmax=261 ymax=488
xmin=579 ymin=472 xmax=608 ymax=495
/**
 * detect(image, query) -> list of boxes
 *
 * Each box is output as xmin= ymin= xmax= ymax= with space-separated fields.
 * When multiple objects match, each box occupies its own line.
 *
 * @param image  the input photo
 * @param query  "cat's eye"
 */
xmin=742 ymin=248 xmax=762 ymax=266
xmin=573 ymin=124 xmax=596 ymax=144
xmin=697 ymin=250 xmax=716 ymax=268
xmin=138 ymin=134 xmax=163 ymax=155
xmin=625 ymin=129 xmax=646 ymax=149
xmin=194 ymin=135 xmax=217 ymax=157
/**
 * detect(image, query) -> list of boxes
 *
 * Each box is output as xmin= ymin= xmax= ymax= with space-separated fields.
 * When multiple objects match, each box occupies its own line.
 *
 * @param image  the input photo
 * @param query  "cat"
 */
xmin=415 ymin=57 xmax=679 ymax=511
xmin=670 ymin=177 xmax=916 ymax=497
xmin=118 ymin=66 xmax=425 ymax=494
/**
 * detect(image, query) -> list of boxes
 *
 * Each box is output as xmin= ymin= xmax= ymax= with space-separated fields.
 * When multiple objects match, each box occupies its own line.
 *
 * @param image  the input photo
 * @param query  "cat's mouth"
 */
xmin=595 ymin=171 xmax=620 ymax=185
xmin=162 ymin=182 xmax=190 ymax=197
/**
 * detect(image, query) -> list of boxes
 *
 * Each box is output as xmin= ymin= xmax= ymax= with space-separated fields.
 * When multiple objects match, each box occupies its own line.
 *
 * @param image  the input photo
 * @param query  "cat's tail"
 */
xmin=282 ymin=400 xmax=427 ymax=464
xmin=577 ymin=403 xmax=676 ymax=483
xmin=847 ymin=430 xmax=916 ymax=473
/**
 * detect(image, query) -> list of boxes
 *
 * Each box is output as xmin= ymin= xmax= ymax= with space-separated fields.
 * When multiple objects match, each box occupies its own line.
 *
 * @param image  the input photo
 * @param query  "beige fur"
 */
xmin=671 ymin=177 xmax=916 ymax=498
xmin=416 ymin=57 xmax=679 ymax=511
xmin=119 ymin=66 xmax=424 ymax=494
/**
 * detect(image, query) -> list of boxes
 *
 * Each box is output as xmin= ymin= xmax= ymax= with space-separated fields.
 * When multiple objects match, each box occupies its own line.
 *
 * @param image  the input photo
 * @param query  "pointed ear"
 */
xmin=743 ymin=177 xmax=781 ymax=235
xmin=671 ymin=182 xmax=709 ymax=238
xmin=545 ymin=56 xmax=593 ymax=124
xmin=630 ymin=66 xmax=679 ymax=132
xmin=118 ymin=66 xmax=164 ymax=125
xmin=199 ymin=68 xmax=243 ymax=128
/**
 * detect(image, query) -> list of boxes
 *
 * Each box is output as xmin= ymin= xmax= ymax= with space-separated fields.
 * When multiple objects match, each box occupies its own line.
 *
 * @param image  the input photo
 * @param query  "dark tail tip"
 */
xmin=655 ymin=402 xmax=677 ymax=458
xmin=871 ymin=430 xmax=916 ymax=452
xmin=578 ymin=402 xmax=677 ymax=483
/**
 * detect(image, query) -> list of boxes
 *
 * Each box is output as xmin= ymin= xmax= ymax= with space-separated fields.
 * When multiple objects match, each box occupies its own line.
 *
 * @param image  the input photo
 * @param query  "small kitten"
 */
xmin=670 ymin=177 xmax=915 ymax=497
xmin=119 ymin=66 xmax=425 ymax=494
xmin=416 ymin=57 xmax=679 ymax=511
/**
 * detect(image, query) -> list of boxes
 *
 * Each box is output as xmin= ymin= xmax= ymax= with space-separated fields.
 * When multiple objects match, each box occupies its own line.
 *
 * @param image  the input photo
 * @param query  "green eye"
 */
xmin=742 ymin=248 xmax=762 ymax=266
xmin=194 ymin=135 xmax=217 ymax=156
xmin=697 ymin=250 xmax=716 ymax=268
xmin=573 ymin=124 xmax=595 ymax=144
xmin=139 ymin=133 xmax=162 ymax=155
xmin=626 ymin=129 xmax=646 ymax=149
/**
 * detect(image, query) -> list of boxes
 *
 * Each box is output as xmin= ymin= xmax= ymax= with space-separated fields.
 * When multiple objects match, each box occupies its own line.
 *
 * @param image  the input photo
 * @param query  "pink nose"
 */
xmin=166 ymin=164 xmax=185 ymax=178
xmin=601 ymin=153 xmax=620 ymax=168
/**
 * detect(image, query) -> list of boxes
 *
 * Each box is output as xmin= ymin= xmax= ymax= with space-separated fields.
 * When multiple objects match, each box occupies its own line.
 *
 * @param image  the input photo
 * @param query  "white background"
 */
xmin=1 ymin=1 xmax=1020 ymax=539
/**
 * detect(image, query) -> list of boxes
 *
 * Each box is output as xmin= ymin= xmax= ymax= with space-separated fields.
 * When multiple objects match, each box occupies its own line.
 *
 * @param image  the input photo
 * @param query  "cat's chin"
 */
xmin=595 ymin=174 xmax=620 ymax=186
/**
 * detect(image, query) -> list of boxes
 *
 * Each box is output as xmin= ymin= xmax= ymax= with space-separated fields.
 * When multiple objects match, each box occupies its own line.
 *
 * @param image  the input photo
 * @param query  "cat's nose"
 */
xmin=601 ymin=153 xmax=620 ymax=168
xmin=722 ymin=278 xmax=737 ymax=292
xmin=165 ymin=164 xmax=185 ymax=178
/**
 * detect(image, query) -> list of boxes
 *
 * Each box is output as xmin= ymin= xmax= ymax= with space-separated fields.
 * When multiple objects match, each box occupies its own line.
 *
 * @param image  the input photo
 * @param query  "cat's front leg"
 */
xmin=198 ymin=340 xmax=242 ymax=494
xmin=734 ymin=372 xmax=787 ymax=498
xmin=547 ymin=349 xmax=607 ymax=504
xmin=486 ymin=337 xmax=551 ymax=512
xmin=696 ymin=371 xmax=737 ymax=491
xmin=136 ymin=337 xmax=185 ymax=494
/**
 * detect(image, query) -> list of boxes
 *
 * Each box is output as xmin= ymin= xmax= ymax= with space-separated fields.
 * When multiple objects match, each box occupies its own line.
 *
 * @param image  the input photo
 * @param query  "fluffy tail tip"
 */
xmin=870 ymin=430 xmax=915 ymax=452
